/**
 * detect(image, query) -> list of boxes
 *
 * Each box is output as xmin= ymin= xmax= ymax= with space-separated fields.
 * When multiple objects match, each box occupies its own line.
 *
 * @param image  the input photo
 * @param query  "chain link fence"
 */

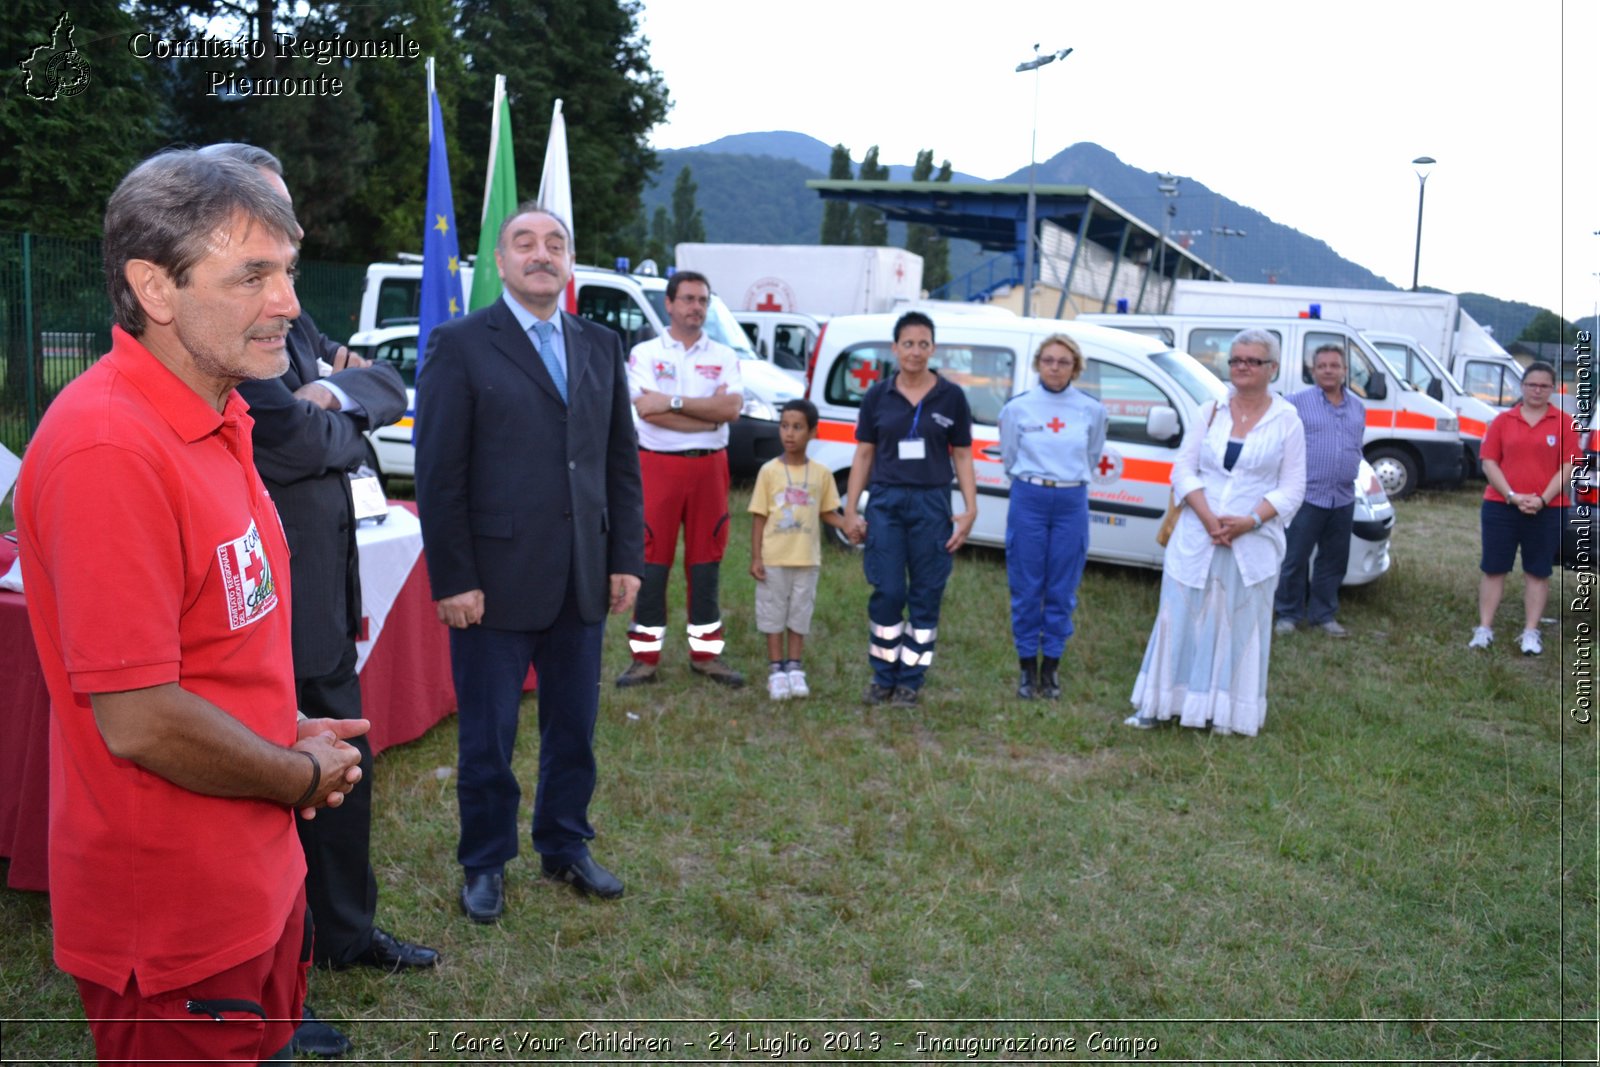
xmin=0 ymin=231 xmax=365 ymax=455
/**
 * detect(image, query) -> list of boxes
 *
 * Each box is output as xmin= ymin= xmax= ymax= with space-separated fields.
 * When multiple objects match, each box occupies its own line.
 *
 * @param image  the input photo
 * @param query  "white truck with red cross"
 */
xmin=804 ymin=311 xmax=1395 ymax=586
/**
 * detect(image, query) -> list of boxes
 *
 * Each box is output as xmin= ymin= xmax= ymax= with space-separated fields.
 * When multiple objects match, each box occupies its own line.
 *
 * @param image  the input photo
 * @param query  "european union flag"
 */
xmin=416 ymin=80 xmax=464 ymax=381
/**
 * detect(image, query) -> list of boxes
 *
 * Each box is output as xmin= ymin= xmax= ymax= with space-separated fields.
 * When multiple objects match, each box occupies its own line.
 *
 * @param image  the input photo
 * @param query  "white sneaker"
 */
xmin=766 ymin=671 xmax=791 ymax=701
xmin=1123 ymin=714 xmax=1156 ymax=729
xmin=1468 ymin=626 xmax=1494 ymax=650
xmin=786 ymin=668 xmax=810 ymax=698
xmin=1519 ymin=629 xmax=1543 ymax=656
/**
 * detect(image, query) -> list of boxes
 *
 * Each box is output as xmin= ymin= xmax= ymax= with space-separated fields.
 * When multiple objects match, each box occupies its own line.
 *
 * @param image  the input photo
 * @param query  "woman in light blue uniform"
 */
xmin=998 ymin=334 xmax=1108 ymax=699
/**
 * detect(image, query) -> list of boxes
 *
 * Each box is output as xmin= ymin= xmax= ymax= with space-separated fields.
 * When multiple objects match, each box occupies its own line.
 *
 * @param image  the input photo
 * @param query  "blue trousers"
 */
xmin=450 ymin=592 xmax=603 ymax=876
xmin=863 ymin=485 xmax=954 ymax=690
xmin=1274 ymin=501 xmax=1354 ymax=625
xmin=1005 ymin=480 xmax=1090 ymax=659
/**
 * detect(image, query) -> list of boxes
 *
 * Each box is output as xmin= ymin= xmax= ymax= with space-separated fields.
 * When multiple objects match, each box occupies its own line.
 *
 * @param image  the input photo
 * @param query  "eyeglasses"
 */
xmin=1228 ymin=357 xmax=1271 ymax=368
xmin=1038 ymin=358 xmax=1075 ymax=369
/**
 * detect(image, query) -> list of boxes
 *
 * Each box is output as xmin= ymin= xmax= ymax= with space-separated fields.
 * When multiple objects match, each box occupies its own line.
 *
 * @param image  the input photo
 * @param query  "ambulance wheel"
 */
xmin=1367 ymin=446 xmax=1418 ymax=500
xmin=829 ymin=471 xmax=865 ymax=551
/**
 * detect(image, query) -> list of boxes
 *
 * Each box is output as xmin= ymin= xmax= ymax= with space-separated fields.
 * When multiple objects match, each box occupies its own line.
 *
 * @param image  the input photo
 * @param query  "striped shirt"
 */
xmin=1289 ymin=386 xmax=1365 ymax=508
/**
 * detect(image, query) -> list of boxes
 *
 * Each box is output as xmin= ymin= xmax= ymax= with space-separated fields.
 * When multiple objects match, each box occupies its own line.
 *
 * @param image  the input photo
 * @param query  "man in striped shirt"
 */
xmin=1274 ymin=343 xmax=1366 ymax=637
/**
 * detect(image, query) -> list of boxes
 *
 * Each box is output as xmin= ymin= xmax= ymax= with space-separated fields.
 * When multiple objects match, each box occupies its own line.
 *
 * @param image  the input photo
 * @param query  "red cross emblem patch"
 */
xmin=217 ymin=521 xmax=278 ymax=630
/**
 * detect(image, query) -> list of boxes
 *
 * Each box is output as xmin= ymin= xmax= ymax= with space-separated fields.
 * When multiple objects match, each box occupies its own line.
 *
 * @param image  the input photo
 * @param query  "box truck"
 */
xmin=1169 ymin=281 xmax=1526 ymax=409
xmin=674 ymin=243 xmax=923 ymax=317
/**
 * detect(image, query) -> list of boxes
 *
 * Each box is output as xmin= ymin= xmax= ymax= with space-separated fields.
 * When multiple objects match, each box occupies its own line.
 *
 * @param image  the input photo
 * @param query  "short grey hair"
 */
xmin=496 ymin=201 xmax=573 ymax=247
xmin=196 ymin=142 xmax=283 ymax=176
xmin=1231 ymin=327 xmax=1281 ymax=364
xmin=1310 ymin=342 xmax=1346 ymax=366
xmin=104 ymin=149 xmax=300 ymax=336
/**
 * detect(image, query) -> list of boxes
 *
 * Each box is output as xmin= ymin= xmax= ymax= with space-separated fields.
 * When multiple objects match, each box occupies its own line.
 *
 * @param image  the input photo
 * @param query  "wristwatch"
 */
xmin=1251 ymin=513 xmax=1263 ymax=530
xmin=669 ymin=395 xmax=684 ymax=412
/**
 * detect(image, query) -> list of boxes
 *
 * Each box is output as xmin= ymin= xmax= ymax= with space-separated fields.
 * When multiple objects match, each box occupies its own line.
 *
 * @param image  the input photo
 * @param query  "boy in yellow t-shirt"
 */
xmin=749 ymin=399 xmax=845 ymax=701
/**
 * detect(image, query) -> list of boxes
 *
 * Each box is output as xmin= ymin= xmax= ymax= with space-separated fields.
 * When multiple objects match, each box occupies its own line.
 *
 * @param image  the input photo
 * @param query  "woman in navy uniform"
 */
xmin=999 ymin=334 xmax=1108 ymax=699
xmin=841 ymin=312 xmax=978 ymax=707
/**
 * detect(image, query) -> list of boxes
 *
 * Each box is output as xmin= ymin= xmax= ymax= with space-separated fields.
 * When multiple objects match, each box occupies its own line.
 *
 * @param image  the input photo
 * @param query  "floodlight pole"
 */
xmin=1410 ymin=156 xmax=1435 ymax=291
xmin=1015 ymin=44 xmax=1072 ymax=318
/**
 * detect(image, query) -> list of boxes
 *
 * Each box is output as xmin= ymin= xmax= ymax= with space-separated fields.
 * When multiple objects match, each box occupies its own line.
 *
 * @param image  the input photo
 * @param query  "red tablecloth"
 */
xmin=1 ymin=502 xmax=473 ymax=893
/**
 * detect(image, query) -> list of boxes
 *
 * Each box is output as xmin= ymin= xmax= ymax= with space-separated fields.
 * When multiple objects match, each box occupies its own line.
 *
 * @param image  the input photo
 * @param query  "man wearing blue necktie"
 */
xmin=415 ymin=205 xmax=644 ymax=923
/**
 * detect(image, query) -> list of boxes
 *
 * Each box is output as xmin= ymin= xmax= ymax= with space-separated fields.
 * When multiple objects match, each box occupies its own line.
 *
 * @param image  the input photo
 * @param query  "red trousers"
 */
xmin=76 ymin=887 xmax=309 ymax=1066
xmin=630 ymin=449 xmax=731 ymax=662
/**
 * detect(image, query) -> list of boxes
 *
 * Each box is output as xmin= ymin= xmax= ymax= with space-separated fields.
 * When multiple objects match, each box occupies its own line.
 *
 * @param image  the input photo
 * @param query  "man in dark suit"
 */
xmin=204 ymin=143 xmax=439 ymax=1057
xmin=415 ymin=204 xmax=643 ymax=924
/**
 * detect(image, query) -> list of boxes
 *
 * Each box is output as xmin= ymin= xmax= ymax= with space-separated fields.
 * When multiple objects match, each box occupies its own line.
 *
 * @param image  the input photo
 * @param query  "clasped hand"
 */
xmin=1207 ymin=514 xmax=1256 ymax=546
xmin=293 ymin=716 xmax=369 ymax=820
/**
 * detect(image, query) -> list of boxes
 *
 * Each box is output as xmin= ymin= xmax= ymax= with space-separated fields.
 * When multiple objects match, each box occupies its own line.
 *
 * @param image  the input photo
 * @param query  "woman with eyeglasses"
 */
xmin=1469 ymin=360 xmax=1579 ymax=656
xmin=999 ymin=334 xmax=1107 ymax=700
xmin=1128 ymin=328 xmax=1306 ymax=736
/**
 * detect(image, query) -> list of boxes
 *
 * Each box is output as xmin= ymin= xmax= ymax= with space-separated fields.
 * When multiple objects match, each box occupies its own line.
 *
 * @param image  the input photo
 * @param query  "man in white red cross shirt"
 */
xmin=617 ymin=271 xmax=747 ymax=688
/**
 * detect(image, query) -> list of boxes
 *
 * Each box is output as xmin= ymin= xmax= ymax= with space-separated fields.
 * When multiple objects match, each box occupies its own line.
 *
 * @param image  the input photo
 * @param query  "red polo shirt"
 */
xmin=16 ymin=326 xmax=303 ymax=997
xmin=1480 ymin=402 xmax=1581 ymax=505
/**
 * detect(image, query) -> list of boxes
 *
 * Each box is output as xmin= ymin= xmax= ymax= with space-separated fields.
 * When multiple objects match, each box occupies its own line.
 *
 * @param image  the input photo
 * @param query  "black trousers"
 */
xmin=295 ymin=642 xmax=378 ymax=967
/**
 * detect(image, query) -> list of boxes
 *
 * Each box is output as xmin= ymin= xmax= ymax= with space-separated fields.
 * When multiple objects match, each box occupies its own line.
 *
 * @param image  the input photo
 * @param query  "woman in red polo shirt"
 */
xmin=1471 ymin=361 xmax=1579 ymax=655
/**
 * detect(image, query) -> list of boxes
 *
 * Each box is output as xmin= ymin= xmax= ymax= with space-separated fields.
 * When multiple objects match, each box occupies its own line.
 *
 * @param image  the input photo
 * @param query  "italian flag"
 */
xmin=468 ymin=74 xmax=518 ymax=312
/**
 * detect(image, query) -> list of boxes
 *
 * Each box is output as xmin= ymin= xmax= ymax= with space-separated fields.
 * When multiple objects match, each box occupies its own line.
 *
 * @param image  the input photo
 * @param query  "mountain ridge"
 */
xmin=643 ymin=132 xmax=1558 ymax=341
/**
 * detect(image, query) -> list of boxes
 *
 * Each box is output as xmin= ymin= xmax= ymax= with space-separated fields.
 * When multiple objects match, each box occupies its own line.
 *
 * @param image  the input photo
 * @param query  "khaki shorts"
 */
xmin=755 ymin=565 xmax=820 ymax=634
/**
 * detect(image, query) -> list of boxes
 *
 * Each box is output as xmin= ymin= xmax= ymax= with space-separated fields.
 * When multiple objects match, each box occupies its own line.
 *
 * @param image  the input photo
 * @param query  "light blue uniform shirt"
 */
xmin=501 ymin=291 xmax=567 ymax=382
xmin=999 ymin=384 xmax=1109 ymax=484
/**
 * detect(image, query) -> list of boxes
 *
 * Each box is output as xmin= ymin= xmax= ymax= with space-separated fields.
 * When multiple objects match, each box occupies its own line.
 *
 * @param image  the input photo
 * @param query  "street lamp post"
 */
xmin=1155 ymin=173 xmax=1180 ymax=310
xmin=1015 ymin=44 xmax=1072 ymax=318
xmin=1410 ymin=155 xmax=1436 ymax=291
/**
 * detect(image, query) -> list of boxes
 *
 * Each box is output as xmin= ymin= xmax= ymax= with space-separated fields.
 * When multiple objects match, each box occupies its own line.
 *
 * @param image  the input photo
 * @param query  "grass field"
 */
xmin=1 ymin=482 xmax=1595 ymax=1063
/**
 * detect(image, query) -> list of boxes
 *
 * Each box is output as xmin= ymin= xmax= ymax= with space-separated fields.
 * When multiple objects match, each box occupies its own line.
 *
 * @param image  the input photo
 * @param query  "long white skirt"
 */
xmin=1130 ymin=547 xmax=1278 ymax=736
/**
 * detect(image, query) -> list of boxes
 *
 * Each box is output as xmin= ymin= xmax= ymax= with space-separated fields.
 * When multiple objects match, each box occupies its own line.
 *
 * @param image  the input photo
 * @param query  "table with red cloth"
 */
xmin=1 ymin=501 xmax=474 ymax=893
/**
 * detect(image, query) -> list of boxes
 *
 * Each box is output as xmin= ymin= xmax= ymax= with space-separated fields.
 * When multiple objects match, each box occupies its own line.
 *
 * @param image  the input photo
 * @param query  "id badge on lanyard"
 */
xmin=897 ymin=397 xmax=927 ymax=460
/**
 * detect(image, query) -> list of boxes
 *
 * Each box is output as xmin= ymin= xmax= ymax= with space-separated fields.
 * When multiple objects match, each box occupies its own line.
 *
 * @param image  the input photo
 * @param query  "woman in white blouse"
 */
xmin=1128 ymin=328 xmax=1307 ymax=736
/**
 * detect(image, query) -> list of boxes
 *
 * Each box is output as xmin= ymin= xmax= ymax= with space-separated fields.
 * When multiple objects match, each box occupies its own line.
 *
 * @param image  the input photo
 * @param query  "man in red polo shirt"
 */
xmin=1470 ymin=361 xmax=1580 ymax=655
xmin=16 ymin=149 xmax=366 ymax=1063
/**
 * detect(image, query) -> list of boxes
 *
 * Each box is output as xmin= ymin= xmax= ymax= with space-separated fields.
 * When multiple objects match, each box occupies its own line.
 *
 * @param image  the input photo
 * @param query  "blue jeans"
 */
xmin=1006 ymin=480 xmax=1089 ymax=659
xmin=1274 ymin=501 xmax=1354 ymax=625
xmin=863 ymin=485 xmax=954 ymax=690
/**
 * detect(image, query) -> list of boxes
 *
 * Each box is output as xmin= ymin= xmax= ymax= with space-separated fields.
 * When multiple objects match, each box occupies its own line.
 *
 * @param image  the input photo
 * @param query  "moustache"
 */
xmin=247 ymin=320 xmax=292 ymax=341
xmin=522 ymin=263 xmax=562 ymax=277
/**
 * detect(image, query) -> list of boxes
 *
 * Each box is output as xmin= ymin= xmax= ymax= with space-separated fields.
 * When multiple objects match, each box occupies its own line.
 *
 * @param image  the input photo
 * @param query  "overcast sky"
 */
xmin=638 ymin=0 xmax=1597 ymax=322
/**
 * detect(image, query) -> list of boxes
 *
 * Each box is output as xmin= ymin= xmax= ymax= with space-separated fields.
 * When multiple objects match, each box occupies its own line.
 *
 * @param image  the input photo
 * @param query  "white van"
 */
xmin=1363 ymin=329 xmax=1501 ymax=476
xmin=806 ymin=312 xmax=1394 ymax=585
xmin=350 ymin=260 xmax=804 ymax=478
xmin=1078 ymin=313 xmax=1461 ymax=499
xmin=735 ymin=310 xmax=823 ymax=380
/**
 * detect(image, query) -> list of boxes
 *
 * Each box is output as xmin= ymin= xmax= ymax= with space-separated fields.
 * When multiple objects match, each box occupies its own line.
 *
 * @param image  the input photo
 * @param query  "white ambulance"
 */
xmin=805 ymin=312 xmax=1395 ymax=585
xmin=1362 ymin=329 xmax=1501 ymax=476
xmin=1077 ymin=313 xmax=1462 ymax=499
xmin=348 ymin=259 xmax=804 ymax=479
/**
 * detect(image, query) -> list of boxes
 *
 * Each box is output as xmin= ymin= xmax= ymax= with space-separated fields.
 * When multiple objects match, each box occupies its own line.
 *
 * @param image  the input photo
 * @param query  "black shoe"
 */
xmin=543 ymin=854 xmax=624 ymax=899
xmin=1039 ymin=657 xmax=1061 ymax=700
xmin=862 ymin=683 xmax=894 ymax=706
xmin=291 ymin=1006 xmax=352 ymax=1058
xmin=460 ymin=871 xmax=504 ymax=924
xmin=1016 ymin=660 xmax=1038 ymax=699
xmin=346 ymin=927 xmax=440 ymax=972
xmin=890 ymin=685 xmax=919 ymax=707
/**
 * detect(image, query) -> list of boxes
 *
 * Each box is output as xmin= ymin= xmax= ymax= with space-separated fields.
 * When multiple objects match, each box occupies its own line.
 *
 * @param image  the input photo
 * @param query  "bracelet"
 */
xmin=1251 ymin=512 xmax=1263 ymax=530
xmin=291 ymin=751 xmax=321 ymax=808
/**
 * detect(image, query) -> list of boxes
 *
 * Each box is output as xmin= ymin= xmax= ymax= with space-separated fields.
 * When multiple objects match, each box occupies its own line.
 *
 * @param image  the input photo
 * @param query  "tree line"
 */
xmin=820 ymin=143 xmax=952 ymax=292
xmin=1 ymin=0 xmax=669 ymax=268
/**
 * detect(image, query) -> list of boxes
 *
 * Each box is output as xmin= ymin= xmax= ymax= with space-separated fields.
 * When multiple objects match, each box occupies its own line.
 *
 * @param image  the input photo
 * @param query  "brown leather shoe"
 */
xmin=690 ymin=658 xmax=745 ymax=688
xmin=614 ymin=661 xmax=659 ymax=688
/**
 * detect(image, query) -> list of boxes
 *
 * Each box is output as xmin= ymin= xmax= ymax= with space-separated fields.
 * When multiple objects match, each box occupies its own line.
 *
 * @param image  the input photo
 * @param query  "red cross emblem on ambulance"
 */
xmin=1090 ymin=449 xmax=1123 ymax=485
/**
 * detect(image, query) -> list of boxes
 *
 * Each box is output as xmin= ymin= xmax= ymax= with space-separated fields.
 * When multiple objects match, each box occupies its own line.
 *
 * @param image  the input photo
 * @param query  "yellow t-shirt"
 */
xmin=748 ymin=457 xmax=841 ymax=567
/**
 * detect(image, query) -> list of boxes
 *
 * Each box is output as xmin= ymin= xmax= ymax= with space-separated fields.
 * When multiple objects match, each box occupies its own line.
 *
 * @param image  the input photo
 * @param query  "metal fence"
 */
xmin=0 ymin=231 xmax=366 ymax=454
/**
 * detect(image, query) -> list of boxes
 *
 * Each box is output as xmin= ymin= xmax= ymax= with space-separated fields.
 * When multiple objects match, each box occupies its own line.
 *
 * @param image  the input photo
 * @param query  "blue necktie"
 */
xmin=533 ymin=319 xmax=566 ymax=403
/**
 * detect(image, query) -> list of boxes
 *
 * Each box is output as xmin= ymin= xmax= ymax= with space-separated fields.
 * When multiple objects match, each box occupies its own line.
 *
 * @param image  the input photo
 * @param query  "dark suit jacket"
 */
xmin=414 ymin=299 xmax=644 ymax=632
xmin=238 ymin=312 xmax=408 ymax=678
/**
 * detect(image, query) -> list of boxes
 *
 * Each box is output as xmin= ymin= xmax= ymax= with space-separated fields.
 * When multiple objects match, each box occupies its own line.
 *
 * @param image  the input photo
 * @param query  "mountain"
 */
xmin=641 ymin=135 xmax=1563 ymax=338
